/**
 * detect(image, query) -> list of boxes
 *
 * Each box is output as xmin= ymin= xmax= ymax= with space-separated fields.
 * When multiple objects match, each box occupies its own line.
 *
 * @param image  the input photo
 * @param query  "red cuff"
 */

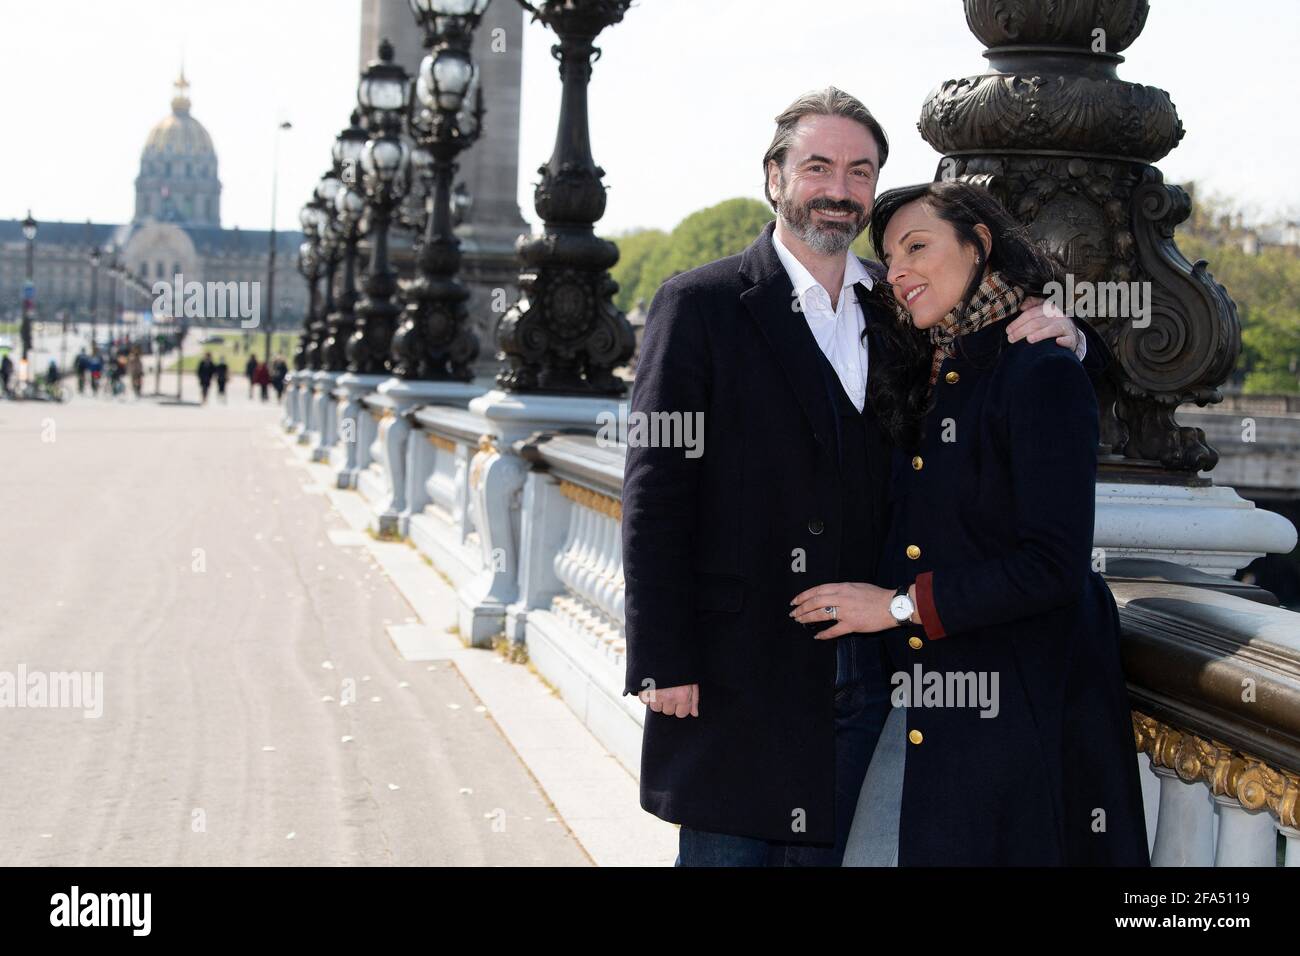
xmin=914 ymin=571 xmax=947 ymax=640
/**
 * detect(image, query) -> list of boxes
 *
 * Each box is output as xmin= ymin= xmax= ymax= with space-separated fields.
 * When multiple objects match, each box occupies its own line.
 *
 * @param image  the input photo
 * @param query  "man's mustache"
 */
xmin=806 ymin=197 xmax=866 ymax=217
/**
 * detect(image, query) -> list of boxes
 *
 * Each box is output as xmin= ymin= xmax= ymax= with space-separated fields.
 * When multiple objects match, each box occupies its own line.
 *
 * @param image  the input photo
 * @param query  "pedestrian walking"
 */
xmin=198 ymin=352 xmax=216 ymax=404
xmin=110 ymin=354 xmax=127 ymax=398
xmin=253 ymin=359 xmax=271 ymax=402
xmin=75 ymin=349 xmax=88 ymax=394
xmin=128 ymin=348 xmax=144 ymax=398
xmin=215 ymin=357 xmax=229 ymax=402
xmin=245 ymin=354 xmax=258 ymax=399
xmin=0 ymin=353 xmax=12 ymax=398
xmin=271 ymin=356 xmax=288 ymax=401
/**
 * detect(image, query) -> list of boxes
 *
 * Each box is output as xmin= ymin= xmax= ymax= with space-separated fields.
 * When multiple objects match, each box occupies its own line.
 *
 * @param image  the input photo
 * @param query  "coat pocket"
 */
xmin=694 ymin=573 xmax=745 ymax=613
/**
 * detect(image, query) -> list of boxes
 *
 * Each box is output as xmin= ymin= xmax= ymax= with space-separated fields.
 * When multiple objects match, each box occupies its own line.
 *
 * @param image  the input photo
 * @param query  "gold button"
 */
xmin=908 ymin=730 xmax=924 ymax=745
xmin=908 ymin=636 xmax=923 ymax=650
xmin=945 ymin=371 xmax=960 ymax=384
xmin=911 ymin=455 xmax=923 ymax=470
xmin=906 ymin=544 xmax=921 ymax=560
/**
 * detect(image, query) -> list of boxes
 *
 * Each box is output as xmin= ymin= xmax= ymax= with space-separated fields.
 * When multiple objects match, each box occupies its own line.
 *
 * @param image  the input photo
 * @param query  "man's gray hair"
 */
xmin=762 ymin=87 xmax=890 ymax=211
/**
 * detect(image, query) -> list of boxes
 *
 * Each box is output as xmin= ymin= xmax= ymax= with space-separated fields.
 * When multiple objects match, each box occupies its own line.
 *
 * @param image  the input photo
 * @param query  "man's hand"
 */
xmin=640 ymin=683 xmax=699 ymax=718
xmin=789 ymin=582 xmax=897 ymax=638
xmin=1006 ymin=296 xmax=1079 ymax=350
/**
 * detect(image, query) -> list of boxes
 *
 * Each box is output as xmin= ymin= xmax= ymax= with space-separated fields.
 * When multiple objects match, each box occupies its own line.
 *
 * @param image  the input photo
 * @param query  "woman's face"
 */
xmin=881 ymin=199 xmax=988 ymax=330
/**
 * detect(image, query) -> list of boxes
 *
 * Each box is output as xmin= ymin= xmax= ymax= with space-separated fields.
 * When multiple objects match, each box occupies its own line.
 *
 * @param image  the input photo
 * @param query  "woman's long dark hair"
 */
xmin=865 ymin=181 xmax=1062 ymax=450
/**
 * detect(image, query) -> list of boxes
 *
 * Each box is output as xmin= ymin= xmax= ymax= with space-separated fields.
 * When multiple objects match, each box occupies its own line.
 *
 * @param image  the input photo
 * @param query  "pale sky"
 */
xmin=2 ymin=0 xmax=1297 ymax=236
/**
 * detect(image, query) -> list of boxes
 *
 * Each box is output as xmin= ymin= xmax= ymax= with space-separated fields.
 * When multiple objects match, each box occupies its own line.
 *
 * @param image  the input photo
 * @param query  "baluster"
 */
xmin=1150 ymin=767 xmax=1215 ymax=866
xmin=1280 ymin=826 xmax=1300 ymax=868
xmin=1212 ymin=795 xmax=1277 ymax=866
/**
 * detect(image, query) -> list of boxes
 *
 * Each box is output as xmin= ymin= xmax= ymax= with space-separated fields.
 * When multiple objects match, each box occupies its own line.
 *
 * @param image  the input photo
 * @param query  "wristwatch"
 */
xmin=889 ymin=584 xmax=915 ymax=626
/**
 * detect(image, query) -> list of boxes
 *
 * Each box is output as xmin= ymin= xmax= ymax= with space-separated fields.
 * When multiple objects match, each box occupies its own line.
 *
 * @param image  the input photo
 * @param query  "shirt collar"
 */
xmin=772 ymin=227 xmax=874 ymax=302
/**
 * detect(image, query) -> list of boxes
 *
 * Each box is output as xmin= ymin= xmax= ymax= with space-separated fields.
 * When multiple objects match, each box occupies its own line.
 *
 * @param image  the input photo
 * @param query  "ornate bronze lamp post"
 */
xmin=345 ymin=40 xmax=413 ymax=376
xmin=297 ymin=115 xmax=359 ymax=449
xmin=920 ymin=0 xmax=1231 ymax=474
xmin=285 ymin=199 xmax=323 ymax=433
xmin=361 ymin=0 xmax=494 ymax=535
xmin=306 ymin=173 xmax=346 ymax=459
xmin=918 ymin=0 xmax=1293 ymax=575
xmin=451 ymin=0 xmax=637 ymax=647
xmin=395 ymin=0 xmax=490 ymax=382
xmin=495 ymin=0 xmax=636 ymax=395
xmin=323 ymin=113 xmax=368 ymax=375
xmin=297 ymin=200 xmax=325 ymax=372
xmin=336 ymin=43 xmax=413 ymax=487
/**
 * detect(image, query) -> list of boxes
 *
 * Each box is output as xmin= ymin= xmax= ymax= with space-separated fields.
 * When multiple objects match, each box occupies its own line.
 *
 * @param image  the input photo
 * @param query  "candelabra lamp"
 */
xmin=495 ymin=0 xmax=636 ymax=394
xmin=345 ymin=40 xmax=413 ymax=376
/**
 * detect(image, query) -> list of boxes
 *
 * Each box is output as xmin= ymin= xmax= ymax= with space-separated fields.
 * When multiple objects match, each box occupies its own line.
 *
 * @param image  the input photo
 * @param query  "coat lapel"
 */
xmin=739 ymin=222 xmax=837 ymax=450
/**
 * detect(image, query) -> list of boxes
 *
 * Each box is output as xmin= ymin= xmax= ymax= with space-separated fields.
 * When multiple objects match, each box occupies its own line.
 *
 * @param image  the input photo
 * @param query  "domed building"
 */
xmin=4 ymin=0 xmax=527 ymax=362
xmin=0 ymin=71 xmax=304 ymax=344
xmin=134 ymin=71 xmax=222 ymax=227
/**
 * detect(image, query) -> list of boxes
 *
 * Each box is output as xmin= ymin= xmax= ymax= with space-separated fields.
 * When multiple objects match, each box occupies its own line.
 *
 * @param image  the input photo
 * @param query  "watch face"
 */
xmin=890 ymin=596 xmax=912 ymax=621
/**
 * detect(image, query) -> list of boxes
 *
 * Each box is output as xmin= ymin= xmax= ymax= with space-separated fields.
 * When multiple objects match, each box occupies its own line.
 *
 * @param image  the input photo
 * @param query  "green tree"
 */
xmin=1178 ymin=233 xmax=1300 ymax=394
xmin=608 ymin=228 xmax=668 ymax=315
xmin=608 ymin=198 xmax=774 ymax=312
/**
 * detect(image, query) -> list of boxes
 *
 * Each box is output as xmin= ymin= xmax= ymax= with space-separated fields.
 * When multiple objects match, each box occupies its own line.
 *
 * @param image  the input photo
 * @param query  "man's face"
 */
xmin=768 ymin=114 xmax=879 ymax=256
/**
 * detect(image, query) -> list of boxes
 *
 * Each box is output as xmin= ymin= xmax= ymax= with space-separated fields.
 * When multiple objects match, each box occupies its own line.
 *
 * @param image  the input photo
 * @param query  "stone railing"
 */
xmin=284 ymin=384 xmax=1300 ymax=863
xmin=507 ymin=434 xmax=640 ymax=772
xmin=1109 ymin=560 xmax=1300 ymax=866
xmin=406 ymin=406 xmax=489 ymax=604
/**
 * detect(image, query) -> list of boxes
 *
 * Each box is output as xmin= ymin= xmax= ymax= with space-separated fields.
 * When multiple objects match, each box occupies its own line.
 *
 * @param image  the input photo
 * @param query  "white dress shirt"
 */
xmin=772 ymin=229 xmax=872 ymax=412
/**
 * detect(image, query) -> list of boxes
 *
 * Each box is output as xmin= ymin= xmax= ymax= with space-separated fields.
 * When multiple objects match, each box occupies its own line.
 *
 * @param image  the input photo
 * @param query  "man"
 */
xmin=621 ymin=87 xmax=1096 ymax=866
xmin=215 ymin=356 xmax=230 ymax=403
xmin=198 ymin=352 xmax=216 ymax=404
xmin=271 ymin=356 xmax=289 ymax=401
xmin=245 ymin=353 xmax=259 ymax=400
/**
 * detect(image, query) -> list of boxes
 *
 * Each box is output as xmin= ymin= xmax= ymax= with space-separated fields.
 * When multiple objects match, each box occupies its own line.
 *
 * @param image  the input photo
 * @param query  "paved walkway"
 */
xmin=0 ymin=379 xmax=590 ymax=865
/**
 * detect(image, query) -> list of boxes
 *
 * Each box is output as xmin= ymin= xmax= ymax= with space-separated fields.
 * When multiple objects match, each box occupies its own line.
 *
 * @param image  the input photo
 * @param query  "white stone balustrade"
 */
xmin=405 ymin=406 xmax=492 ymax=605
xmin=283 ymin=383 xmax=1300 ymax=847
xmin=1135 ymin=711 xmax=1298 ymax=866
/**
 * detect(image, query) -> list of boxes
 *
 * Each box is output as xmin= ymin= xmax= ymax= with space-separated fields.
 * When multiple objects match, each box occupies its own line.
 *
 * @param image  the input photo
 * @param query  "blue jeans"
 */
xmin=676 ymin=647 xmax=892 ymax=867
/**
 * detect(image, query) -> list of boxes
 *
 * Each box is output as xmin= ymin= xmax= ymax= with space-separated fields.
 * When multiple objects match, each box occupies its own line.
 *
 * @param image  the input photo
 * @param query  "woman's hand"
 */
xmin=789 ymin=582 xmax=898 ymax=638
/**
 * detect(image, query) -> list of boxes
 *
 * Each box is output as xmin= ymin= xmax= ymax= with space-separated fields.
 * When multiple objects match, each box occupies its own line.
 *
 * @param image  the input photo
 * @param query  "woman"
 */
xmin=790 ymin=181 xmax=1148 ymax=866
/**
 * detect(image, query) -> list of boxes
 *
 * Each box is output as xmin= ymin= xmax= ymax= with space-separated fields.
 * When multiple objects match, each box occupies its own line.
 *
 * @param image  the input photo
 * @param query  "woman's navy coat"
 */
xmin=875 ymin=318 xmax=1149 ymax=866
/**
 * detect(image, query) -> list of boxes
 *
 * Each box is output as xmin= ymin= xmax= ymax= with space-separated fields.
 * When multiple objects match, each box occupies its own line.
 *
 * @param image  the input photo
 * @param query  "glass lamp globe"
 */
xmin=420 ymin=50 xmax=474 ymax=113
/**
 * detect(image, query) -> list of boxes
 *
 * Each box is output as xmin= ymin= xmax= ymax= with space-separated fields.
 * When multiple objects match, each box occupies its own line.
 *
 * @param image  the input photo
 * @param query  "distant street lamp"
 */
xmin=346 ymin=40 xmax=413 ymax=375
xmin=265 ymin=119 xmax=294 ymax=362
xmin=296 ymin=203 xmax=324 ymax=373
xmin=102 ymin=243 xmax=120 ymax=350
xmin=394 ymin=0 xmax=489 ymax=380
xmin=89 ymin=246 xmax=101 ymax=352
xmin=325 ymin=113 xmax=367 ymax=372
xmin=20 ymin=210 xmax=37 ymax=362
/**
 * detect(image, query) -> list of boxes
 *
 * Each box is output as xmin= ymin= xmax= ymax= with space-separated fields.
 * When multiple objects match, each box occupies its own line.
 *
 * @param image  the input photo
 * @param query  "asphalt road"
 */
xmin=0 ymin=381 xmax=590 ymax=866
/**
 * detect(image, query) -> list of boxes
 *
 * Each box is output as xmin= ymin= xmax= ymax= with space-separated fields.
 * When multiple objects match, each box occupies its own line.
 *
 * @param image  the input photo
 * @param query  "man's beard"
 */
xmin=776 ymin=186 xmax=867 ymax=256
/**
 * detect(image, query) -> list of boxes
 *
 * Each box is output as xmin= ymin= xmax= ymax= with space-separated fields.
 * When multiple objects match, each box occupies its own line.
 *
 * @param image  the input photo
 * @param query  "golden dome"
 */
xmin=142 ymin=70 xmax=216 ymax=159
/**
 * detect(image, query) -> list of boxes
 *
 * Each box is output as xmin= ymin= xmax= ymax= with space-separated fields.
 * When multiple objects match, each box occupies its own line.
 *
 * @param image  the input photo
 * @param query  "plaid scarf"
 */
xmin=926 ymin=272 xmax=1026 ymax=386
